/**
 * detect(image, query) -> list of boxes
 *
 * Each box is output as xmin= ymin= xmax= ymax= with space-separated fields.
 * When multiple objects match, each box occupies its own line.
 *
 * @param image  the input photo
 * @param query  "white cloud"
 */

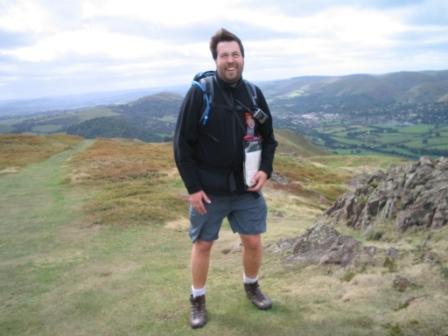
xmin=242 ymin=6 xmax=410 ymax=77
xmin=244 ymin=6 xmax=407 ymax=47
xmin=30 ymin=33 xmax=127 ymax=60
xmin=0 ymin=0 xmax=53 ymax=33
xmin=79 ymin=0 xmax=241 ymax=26
xmin=0 ymin=0 xmax=447 ymax=100
xmin=3 ymin=27 xmax=173 ymax=61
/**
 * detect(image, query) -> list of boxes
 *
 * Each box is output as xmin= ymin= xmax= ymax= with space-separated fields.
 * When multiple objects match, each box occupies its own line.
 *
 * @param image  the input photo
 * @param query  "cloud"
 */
xmin=0 ymin=1 xmax=53 ymax=34
xmin=0 ymin=0 xmax=447 ymax=100
xmin=79 ymin=0 xmax=245 ymax=27
xmin=3 ymin=27 xmax=172 ymax=62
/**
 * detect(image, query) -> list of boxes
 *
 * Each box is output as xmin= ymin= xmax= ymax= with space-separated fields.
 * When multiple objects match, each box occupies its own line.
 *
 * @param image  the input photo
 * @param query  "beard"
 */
xmin=217 ymin=62 xmax=244 ymax=84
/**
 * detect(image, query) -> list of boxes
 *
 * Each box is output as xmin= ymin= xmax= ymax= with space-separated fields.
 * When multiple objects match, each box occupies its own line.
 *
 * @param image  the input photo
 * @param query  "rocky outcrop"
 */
xmin=275 ymin=157 xmax=447 ymax=267
xmin=287 ymin=223 xmax=360 ymax=266
xmin=280 ymin=223 xmax=382 ymax=267
xmin=317 ymin=157 xmax=448 ymax=231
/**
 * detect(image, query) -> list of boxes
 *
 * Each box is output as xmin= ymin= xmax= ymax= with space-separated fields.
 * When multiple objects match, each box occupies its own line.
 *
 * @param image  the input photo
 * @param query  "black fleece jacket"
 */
xmin=174 ymin=74 xmax=277 ymax=195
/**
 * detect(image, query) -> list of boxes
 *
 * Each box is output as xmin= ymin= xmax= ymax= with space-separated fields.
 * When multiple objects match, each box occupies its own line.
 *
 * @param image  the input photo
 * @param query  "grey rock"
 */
xmin=317 ymin=157 xmax=448 ymax=232
xmin=265 ymin=238 xmax=295 ymax=254
xmin=282 ymin=157 xmax=447 ymax=268
xmin=289 ymin=223 xmax=360 ymax=267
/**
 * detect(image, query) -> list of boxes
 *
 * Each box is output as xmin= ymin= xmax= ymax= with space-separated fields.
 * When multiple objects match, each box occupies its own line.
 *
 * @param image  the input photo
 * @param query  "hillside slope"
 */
xmin=1 ymin=135 xmax=446 ymax=335
xmin=261 ymin=70 xmax=448 ymax=104
xmin=275 ymin=129 xmax=328 ymax=157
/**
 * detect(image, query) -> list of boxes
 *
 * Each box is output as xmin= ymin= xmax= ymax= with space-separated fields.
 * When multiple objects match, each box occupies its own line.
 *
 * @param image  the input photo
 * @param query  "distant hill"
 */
xmin=0 ymin=86 xmax=188 ymax=117
xmin=3 ymin=69 xmax=447 ymax=118
xmin=2 ymin=92 xmax=184 ymax=142
xmin=260 ymin=70 xmax=448 ymax=105
xmin=65 ymin=116 xmax=159 ymax=142
xmin=260 ymin=70 xmax=448 ymax=158
xmin=1 ymin=69 xmax=447 ymax=158
xmin=116 ymin=92 xmax=182 ymax=119
xmin=64 ymin=92 xmax=183 ymax=142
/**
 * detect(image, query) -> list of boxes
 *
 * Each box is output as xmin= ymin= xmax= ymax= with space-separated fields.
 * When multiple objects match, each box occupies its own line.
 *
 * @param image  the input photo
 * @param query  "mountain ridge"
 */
xmin=1 ymin=69 xmax=447 ymax=158
xmin=260 ymin=70 xmax=448 ymax=104
xmin=2 ymin=69 xmax=447 ymax=117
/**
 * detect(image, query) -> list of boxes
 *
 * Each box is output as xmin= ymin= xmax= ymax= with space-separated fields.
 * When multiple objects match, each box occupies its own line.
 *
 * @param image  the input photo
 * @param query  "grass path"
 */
xmin=0 ymin=140 xmax=99 ymax=334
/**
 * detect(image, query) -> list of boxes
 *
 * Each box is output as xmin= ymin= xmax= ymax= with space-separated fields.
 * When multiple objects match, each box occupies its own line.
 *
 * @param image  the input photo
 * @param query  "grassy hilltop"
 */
xmin=1 ymin=133 xmax=447 ymax=336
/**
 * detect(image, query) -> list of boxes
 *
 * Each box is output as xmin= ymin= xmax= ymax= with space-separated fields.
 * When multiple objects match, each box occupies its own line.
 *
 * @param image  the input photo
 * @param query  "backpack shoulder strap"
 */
xmin=191 ymin=74 xmax=215 ymax=125
xmin=243 ymin=79 xmax=258 ymax=109
xmin=203 ymin=76 xmax=214 ymax=102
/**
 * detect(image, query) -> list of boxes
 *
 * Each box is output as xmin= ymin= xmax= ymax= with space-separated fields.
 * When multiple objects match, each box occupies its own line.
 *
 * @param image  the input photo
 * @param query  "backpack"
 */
xmin=191 ymin=71 xmax=258 ymax=126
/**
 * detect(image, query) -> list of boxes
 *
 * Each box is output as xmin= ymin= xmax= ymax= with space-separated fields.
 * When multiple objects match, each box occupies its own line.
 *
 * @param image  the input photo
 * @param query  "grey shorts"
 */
xmin=189 ymin=192 xmax=267 ymax=243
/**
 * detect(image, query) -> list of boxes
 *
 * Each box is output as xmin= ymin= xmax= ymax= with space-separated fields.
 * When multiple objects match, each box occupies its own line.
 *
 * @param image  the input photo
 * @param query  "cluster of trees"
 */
xmin=64 ymin=94 xmax=183 ymax=141
xmin=65 ymin=116 xmax=175 ymax=142
xmin=9 ymin=114 xmax=79 ymax=133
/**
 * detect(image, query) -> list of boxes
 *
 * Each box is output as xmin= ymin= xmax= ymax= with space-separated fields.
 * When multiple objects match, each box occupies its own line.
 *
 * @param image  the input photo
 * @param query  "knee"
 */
xmin=241 ymin=235 xmax=261 ymax=251
xmin=193 ymin=240 xmax=213 ymax=254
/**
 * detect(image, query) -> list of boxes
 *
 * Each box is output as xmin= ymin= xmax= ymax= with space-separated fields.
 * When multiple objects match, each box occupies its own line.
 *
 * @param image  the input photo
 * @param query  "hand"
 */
xmin=247 ymin=171 xmax=268 ymax=192
xmin=188 ymin=190 xmax=211 ymax=215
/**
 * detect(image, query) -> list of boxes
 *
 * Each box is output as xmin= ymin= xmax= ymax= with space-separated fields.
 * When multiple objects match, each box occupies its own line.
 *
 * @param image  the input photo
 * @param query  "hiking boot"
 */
xmin=190 ymin=295 xmax=207 ymax=329
xmin=244 ymin=282 xmax=272 ymax=310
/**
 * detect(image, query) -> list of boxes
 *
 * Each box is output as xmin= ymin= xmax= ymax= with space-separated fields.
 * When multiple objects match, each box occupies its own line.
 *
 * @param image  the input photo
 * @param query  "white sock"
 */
xmin=191 ymin=286 xmax=206 ymax=298
xmin=243 ymin=273 xmax=258 ymax=284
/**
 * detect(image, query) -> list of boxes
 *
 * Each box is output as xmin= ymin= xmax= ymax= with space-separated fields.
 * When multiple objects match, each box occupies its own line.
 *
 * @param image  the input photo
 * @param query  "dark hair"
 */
xmin=209 ymin=28 xmax=245 ymax=60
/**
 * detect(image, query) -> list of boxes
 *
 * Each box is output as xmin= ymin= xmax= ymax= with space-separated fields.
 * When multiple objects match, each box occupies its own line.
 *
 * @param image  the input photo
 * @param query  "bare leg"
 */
xmin=240 ymin=234 xmax=262 ymax=278
xmin=191 ymin=240 xmax=214 ymax=289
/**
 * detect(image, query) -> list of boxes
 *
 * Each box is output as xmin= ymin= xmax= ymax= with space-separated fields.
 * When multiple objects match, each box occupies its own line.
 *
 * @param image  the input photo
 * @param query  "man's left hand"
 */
xmin=247 ymin=171 xmax=268 ymax=192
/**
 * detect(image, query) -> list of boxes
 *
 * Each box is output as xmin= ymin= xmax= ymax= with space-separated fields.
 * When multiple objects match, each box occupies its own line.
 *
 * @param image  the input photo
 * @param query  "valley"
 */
xmin=1 ymin=70 xmax=448 ymax=159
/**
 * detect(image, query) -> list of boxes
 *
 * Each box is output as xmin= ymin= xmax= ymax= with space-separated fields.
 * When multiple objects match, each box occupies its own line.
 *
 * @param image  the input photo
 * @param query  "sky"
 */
xmin=0 ymin=0 xmax=447 ymax=101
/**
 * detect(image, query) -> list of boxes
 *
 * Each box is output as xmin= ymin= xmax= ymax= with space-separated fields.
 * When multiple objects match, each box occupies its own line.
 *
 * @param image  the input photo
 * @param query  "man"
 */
xmin=174 ymin=28 xmax=277 ymax=329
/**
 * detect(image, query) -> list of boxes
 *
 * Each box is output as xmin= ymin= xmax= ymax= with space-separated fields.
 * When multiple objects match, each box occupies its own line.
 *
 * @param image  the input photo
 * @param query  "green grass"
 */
xmin=276 ymin=129 xmax=328 ymax=157
xmin=0 ymin=107 xmax=119 ymax=135
xmin=1 ymin=137 xmax=447 ymax=335
xmin=32 ymin=124 xmax=64 ymax=133
xmin=313 ymin=122 xmax=448 ymax=158
xmin=273 ymin=153 xmax=351 ymax=207
xmin=311 ymin=154 xmax=404 ymax=171
xmin=398 ymin=124 xmax=434 ymax=134
xmin=75 ymin=106 xmax=119 ymax=121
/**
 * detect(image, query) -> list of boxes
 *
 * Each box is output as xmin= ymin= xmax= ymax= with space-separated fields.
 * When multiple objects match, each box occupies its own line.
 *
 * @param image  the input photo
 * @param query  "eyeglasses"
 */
xmin=218 ymin=52 xmax=242 ymax=60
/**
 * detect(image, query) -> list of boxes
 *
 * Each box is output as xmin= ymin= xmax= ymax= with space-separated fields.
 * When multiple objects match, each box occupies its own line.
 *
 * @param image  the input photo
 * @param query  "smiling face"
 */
xmin=215 ymin=40 xmax=244 ymax=84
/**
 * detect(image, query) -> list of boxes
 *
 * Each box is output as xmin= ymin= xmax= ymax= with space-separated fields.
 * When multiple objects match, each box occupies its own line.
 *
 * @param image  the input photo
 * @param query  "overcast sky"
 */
xmin=1 ymin=0 xmax=447 ymax=100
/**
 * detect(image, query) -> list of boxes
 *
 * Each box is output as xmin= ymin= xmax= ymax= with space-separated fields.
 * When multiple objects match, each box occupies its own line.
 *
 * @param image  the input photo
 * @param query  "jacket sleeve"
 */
xmin=173 ymin=86 xmax=204 ymax=194
xmin=256 ymin=87 xmax=278 ymax=178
